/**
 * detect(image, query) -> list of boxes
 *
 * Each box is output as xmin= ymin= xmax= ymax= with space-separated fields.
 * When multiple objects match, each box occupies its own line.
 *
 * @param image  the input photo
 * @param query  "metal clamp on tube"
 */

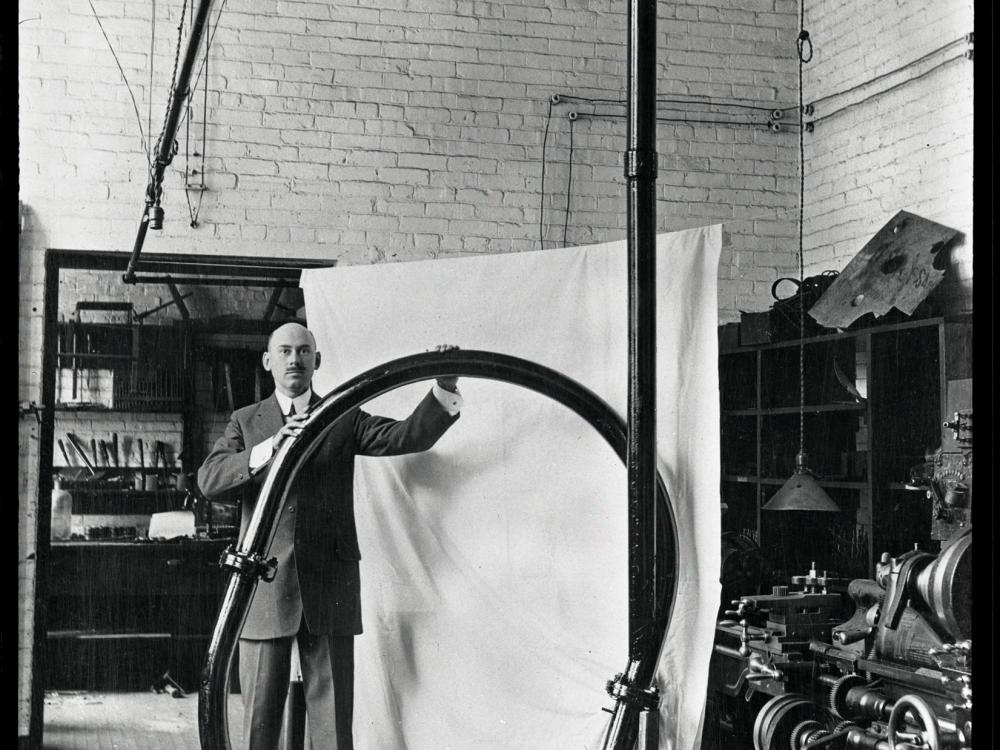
xmin=198 ymin=349 xmax=678 ymax=750
xmin=606 ymin=671 xmax=660 ymax=710
xmin=218 ymin=546 xmax=278 ymax=583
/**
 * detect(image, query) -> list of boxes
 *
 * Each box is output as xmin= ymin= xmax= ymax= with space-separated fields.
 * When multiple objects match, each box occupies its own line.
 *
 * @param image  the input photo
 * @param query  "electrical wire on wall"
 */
xmin=539 ymin=101 xmax=582 ymax=249
xmin=539 ymin=95 xmax=555 ymax=249
xmin=88 ymin=0 xmax=151 ymax=162
xmin=537 ymin=91 xmax=799 ymax=249
xmin=558 ymin=92 xmax=801 ymax=131
xmin=805 ymin=34 xmax=973 ymax=128
xmin=147 ymin=0 xmax=156 ymax=165
xmin=564 ymin=111 xmax=576 ymax=248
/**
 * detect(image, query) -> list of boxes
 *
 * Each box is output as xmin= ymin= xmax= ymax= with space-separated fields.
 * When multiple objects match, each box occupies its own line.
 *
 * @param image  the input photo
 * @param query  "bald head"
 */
xmin=267 ymin=322 xmax=316 ymax=351
xmin=263 ymin=322 xmax=322 ymax=398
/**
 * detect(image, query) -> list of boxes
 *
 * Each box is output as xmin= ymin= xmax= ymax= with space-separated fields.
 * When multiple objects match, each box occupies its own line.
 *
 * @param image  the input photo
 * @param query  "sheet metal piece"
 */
xmin=808 ymin=210 xmax=959 ymax=328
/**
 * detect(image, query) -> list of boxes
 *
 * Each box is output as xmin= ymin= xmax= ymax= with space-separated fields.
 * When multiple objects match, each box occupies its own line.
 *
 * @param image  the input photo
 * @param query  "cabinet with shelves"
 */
xmin=44 ymin=539 xmax=231 ymax=690
xmin=718 ymin=316 xmax=970 ymax=583
xmin=52 ymin=317 xmax=195 ymax=536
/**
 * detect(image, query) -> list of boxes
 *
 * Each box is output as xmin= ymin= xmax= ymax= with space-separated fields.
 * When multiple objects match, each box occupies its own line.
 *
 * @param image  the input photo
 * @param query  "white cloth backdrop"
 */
xmin=299 ymin=226 xmax=722 ymax=750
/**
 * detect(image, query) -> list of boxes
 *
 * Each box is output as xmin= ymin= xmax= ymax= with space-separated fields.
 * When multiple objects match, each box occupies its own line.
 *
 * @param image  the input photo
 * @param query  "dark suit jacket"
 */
xmin=197 ymin=388 xmax=458 ymax=639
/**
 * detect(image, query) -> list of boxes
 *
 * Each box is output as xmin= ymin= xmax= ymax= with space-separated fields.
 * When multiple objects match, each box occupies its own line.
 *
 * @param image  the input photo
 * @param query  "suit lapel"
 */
xmin=251 ymin=394 xmax=284 ymax=445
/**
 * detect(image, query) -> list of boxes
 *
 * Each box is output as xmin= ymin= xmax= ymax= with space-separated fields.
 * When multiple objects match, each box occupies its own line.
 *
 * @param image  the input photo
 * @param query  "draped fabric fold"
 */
xmin=299 ymin=226 xmax=722 ymax=749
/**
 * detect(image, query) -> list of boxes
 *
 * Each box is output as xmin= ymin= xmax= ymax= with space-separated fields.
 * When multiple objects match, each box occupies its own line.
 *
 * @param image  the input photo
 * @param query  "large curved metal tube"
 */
xmin=199 ymin=349 xmax=677 ymax=750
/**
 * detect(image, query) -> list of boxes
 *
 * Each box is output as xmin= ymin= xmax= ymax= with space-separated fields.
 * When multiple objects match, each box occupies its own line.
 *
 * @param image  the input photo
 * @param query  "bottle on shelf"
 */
xmin=51 ymin=478 xmax=72 ymax=541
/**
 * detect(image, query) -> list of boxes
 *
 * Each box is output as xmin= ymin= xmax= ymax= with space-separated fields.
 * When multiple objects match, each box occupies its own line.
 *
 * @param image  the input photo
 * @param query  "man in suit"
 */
xmin=197 ymin=322 xmax=462 ymax=750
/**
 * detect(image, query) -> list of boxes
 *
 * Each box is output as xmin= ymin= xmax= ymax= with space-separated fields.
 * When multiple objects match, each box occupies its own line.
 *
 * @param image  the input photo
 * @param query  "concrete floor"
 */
xmin=42 ymin=691 xmax=245 ymax=750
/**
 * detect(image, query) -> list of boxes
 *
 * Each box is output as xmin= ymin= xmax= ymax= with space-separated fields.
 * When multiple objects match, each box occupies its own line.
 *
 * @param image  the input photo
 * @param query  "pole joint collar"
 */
xmin=625 ymin=149 xmax=658 ymax=179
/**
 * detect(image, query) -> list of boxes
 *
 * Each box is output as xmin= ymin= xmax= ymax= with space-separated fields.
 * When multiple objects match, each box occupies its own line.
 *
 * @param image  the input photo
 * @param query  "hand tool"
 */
xmin=57 ymin=438 xmax=72 ymax=466
xmin=111 ymin=432 xmax=120 ymax=468
xmin=138 ymin=438 xmax=145 ymax=477
xmin=98 ymin=438 xmax=121 ymax=483
xmin=90 ymin=438 xmax=99 ymax=468
xmin=66 ymin=433 xmax=96 ymax=476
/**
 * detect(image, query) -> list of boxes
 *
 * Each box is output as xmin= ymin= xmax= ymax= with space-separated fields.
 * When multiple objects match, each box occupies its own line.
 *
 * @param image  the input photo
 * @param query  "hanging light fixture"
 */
xmin=763 ymin=8 xmax=837 ymax=514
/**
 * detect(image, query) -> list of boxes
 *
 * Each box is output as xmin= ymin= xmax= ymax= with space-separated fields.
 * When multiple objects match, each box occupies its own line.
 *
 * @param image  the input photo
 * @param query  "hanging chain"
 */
xmin=796 ymin=5 xmax=812 ymax=457
xmin=147 ymin=0 xmax=190 ymax=207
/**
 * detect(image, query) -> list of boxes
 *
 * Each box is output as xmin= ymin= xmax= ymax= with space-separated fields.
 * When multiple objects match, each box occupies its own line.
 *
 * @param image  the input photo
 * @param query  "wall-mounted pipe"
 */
xmin=123 ymin=0 xmax=216 ymax=284
xmin=198 ymin=349 xmax=677 ymax=749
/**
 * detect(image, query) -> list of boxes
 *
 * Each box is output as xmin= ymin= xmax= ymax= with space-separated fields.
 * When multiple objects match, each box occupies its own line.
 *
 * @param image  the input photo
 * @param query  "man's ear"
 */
xmin=262 ymin=351 xmax=272 ymax=372
xmin=314 ymin=351 xmax=322 ymax=370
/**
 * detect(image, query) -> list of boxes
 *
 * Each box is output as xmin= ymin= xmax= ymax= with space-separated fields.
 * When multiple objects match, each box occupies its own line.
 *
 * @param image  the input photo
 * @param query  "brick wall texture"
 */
xmin=800 ymin=0 xmax=974 ymax=310
xmin=17 ymin=0 xmax=972 ymax=735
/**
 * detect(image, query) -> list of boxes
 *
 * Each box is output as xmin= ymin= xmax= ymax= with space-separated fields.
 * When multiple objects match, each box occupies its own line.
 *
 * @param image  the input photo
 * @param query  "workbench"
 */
xmin=44 ymin=537 xmax=234 ymax=692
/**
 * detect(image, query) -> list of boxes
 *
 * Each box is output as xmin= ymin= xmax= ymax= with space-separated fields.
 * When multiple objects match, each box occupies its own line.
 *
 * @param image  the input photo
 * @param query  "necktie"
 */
xmin=285 ymin=404 xmax=296 ymax=422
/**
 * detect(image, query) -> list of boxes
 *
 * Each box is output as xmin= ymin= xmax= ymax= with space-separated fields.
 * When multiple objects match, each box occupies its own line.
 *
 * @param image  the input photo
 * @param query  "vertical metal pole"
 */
xmin=605 ymin=0 xmax=660 ymax=747
xmin=625 ymin=0 xmax=659 ymax=662
xmin=29 ymin=251 xmax=62 ymax=749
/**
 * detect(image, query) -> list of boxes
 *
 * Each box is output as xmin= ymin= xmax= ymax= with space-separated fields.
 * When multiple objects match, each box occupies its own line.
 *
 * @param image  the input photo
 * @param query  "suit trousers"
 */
xmin=239 ymin=623 xmax=355 ymax=750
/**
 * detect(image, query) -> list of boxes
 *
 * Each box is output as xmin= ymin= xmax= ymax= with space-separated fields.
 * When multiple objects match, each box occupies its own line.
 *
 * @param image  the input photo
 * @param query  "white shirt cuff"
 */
xmin=432 ymin=383 xmax=463 ymax=416
xmin=249 ymin=439 xmax=274 ymax=473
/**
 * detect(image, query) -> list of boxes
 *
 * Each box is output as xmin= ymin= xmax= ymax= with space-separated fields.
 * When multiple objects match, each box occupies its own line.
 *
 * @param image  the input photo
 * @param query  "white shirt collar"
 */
xmin=273 ymin=389 xmax=313 ymax=417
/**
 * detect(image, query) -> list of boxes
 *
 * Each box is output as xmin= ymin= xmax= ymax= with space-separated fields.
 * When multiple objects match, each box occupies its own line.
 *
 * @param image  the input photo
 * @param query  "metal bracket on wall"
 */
xmin=18 ymin=401 xmax=45 ymax=424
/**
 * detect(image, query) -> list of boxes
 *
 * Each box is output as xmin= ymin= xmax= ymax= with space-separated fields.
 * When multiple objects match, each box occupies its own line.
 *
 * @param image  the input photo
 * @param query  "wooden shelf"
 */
xmin=53 ymin=404 xmax=185 ymax=414
xmin=724 ymin=475 xmax=866 ymax=489
xmin=718 ymin=315 xmax=969 ymax=354
xmin=719 ymin=314 xmax=973 ymax=586
xmin=724 ymin=403 xmax=865 ymax=416
xmin=48 ymin=630 xmax=174 ymax=640
xmin=758 ymin=477 xmax=867 ymax=489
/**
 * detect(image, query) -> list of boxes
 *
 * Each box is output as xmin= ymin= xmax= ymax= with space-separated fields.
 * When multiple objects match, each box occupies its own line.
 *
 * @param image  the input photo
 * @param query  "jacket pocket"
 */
xmin=335 ymin=536 xmax=362 ymax=561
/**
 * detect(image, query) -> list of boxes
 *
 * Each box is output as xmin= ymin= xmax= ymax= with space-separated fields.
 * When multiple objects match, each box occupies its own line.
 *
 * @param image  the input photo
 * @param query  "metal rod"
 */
xmin=199 ymin=349 xmax=678 ymax=750
xmin=52 ymin=247 xmax=334 ymax=275
xmin=166 ymin=280 xmax=192 ymax=320
xmin=123 ymin=206 xmax=151 ymax=284
xmin=127 ymin=275 xmax=297 ymax=288
xmin=606 ymin=0 xmax=660 ymax=745
xmin=124 ymin=0 xmax=217 ymax=283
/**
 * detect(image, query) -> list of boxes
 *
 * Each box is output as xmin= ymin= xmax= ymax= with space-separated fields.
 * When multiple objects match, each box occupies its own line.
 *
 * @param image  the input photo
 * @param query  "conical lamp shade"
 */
xmin=762 ymin=452 xmax=839 ymax=512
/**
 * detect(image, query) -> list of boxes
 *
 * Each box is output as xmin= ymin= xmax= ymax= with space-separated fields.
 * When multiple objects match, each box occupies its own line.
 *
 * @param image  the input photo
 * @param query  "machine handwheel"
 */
xmin=753 ymin=694 xmax=823 ymax=750
xmin=886 ymin=694 xmax=942 ymax=750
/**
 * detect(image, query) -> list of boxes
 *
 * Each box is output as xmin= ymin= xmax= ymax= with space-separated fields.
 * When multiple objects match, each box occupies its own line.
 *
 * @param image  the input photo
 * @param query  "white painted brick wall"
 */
xmin=35 ymin=0 xmax=976 ymax=735
xmin=801 ymin=0 xmax=974 ymax=313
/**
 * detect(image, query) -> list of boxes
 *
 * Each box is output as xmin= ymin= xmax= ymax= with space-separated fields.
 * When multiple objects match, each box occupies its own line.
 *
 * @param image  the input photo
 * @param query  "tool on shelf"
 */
xmin=136 ymin=438 xmax=146 ymax=490
xmin=57 ymin=438 xmax=72 ymax=466
xmin=65 ymin=433 xmax=97 ymax=477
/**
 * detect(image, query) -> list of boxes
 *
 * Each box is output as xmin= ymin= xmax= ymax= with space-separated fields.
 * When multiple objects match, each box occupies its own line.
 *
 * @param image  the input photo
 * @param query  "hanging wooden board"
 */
xmin=808 ymin=210 xmax=960 ymax=328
